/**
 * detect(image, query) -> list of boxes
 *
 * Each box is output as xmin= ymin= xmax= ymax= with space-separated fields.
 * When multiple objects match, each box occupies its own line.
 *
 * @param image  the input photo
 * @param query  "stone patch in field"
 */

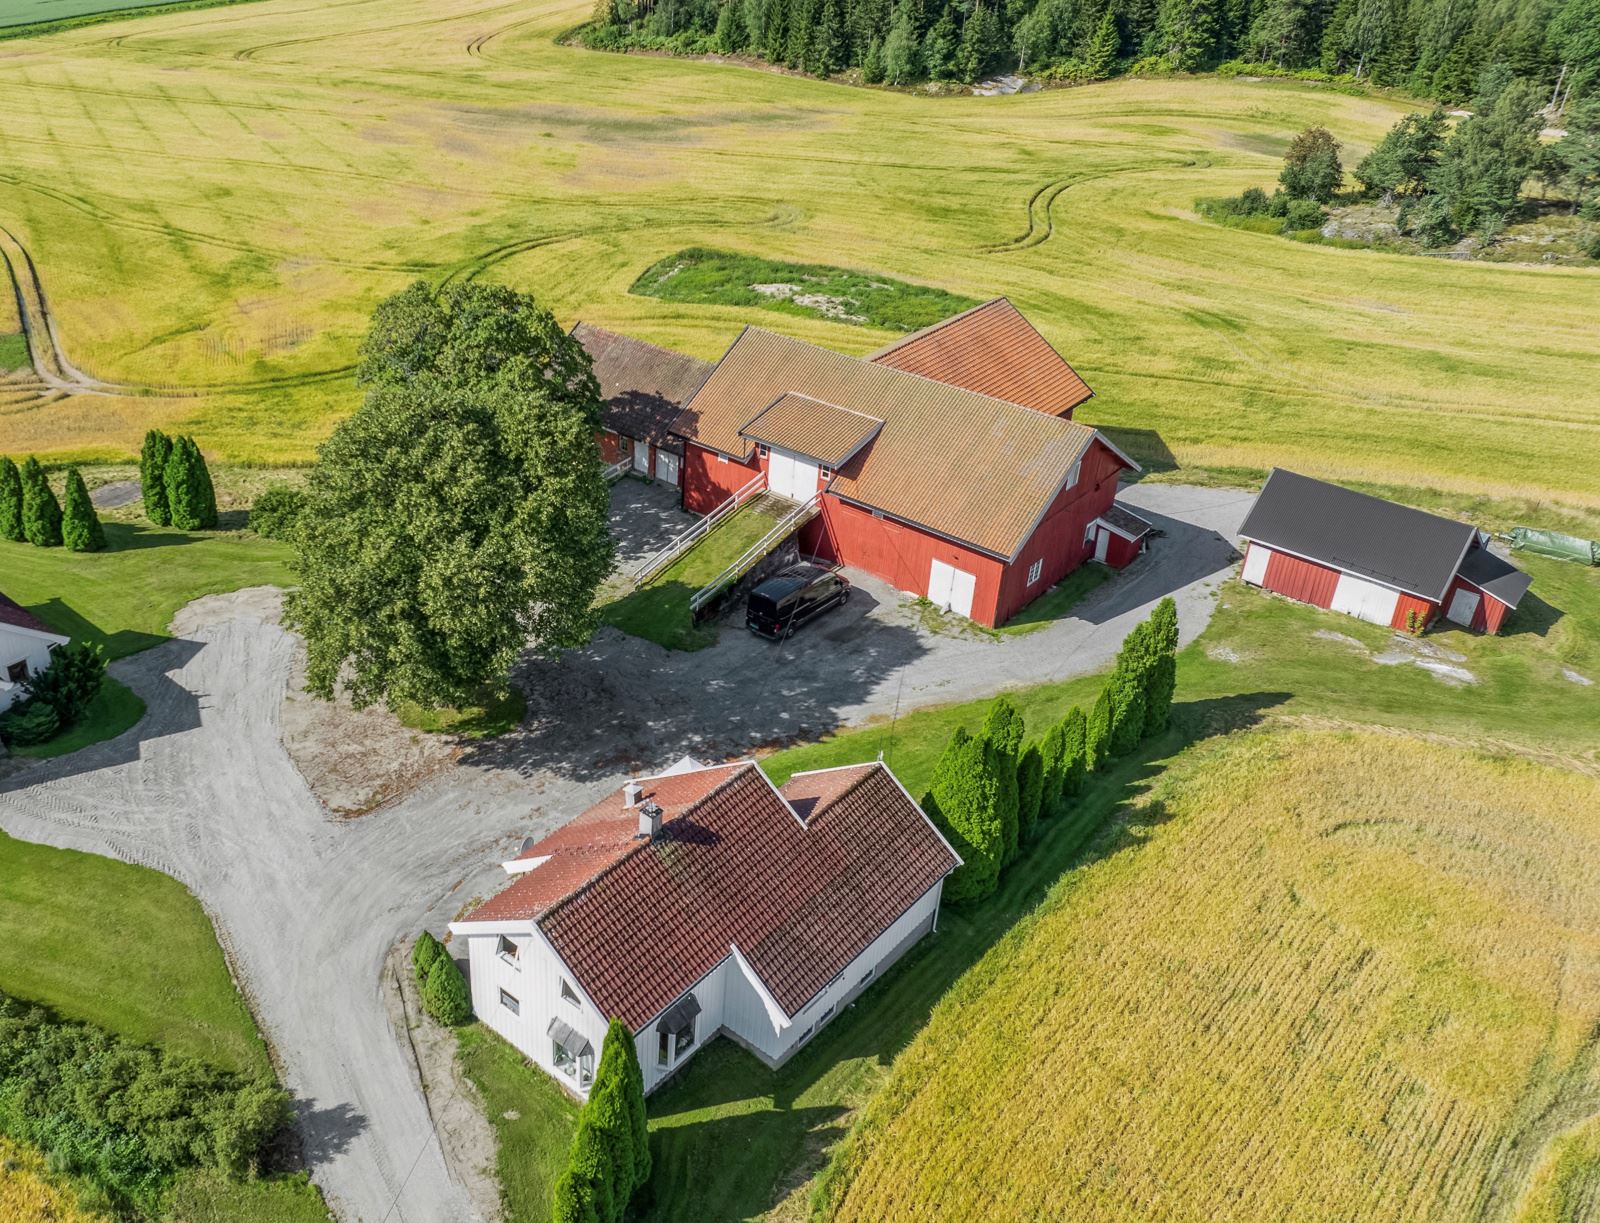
xmin=1206 ymin=644 xmax=1245 ymax=663
xmin=90 ymin=479 xmax=141 ymax=509
xmin=1313 ymin=629 xmax=1367 ymax=651
xmin=1373 ymin=633 xmax=1477 ymax=686
xmin=1564 ymin=668 xmax=1593 ymax=686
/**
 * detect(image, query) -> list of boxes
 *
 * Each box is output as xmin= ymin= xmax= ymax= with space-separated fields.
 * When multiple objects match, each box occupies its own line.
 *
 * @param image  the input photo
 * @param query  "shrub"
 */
xmin=1143 ymin=598 xmax=1179 ymax=735
xmin=1587 ymin=229 xmax=1600 ymax=261
xmin=1038 ymin=720 xmax=1067 ymax=817
xmin=411 ymin=930 xmax=445 ymax=985
xmin=0 ymin=457 xmax=21 ymax=542
xmin=62 ymin=468 xmax=107 ymax=553
xmin=23 ymin=641 xmax=107 ymax=729
xmin=165 ymin=436 xmax=218 ymax=531
xmin=1267 ymin=190 xmax=1290 ymax=217
xmin=0 ymin=991 xmax=290 ymax=1212
xmin=1282 ymin=199 xmax=1327 ymax=231
xmin=1086 ymin=688 xmax=1112 ymax=771
xmin=422 ymin=953 xmax=470 ymax=1026
xmin=20 ymin=457 xmax=62 ymax=547
xmin=1238 ymin=186 xmax=1270 ymax=214
xmin=0 ymin=699 xmax=60 ymax=746
xmin=980 ymin=695 xmax=1024 ymax=865
xmin=922 ymin=727 xmax=1003 ymax=902
xmin=250 ymin=484 xmax=307 ymax=541
xmin=1061 ymin=706 xmax=1088 ymax=797
xmin=1279 ymin=126 xmax=1343 ymax=202
xmin=553 ymin=1019 xmax=649 ymax=1222
xmin=139 ymin=430 xmax=173 ymax=525
xmin=1017 ymin=744 xmax=1044 ymax=843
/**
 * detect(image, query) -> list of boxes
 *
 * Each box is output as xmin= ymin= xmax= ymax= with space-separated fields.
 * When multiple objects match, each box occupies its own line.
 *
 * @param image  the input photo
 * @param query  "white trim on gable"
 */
xmin=0 ymin=619 xmax=69 ymax=648
xmin=503 ymin=855 xmax=551 ymax=875
xmin=729 ymin=942 xmax=793 ymax=1029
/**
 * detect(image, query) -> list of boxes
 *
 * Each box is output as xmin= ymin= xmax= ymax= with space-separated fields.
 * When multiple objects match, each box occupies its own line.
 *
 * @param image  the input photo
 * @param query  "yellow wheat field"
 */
xmin=0 ymin=1138 xmax=105 ymax=1222
xmin=826 ymin=729 xmax=1600 ymax=1222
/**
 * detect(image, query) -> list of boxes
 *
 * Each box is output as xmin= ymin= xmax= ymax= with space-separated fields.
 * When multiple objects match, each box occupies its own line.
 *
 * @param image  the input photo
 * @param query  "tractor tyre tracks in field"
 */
xmin=987 ymin=158 xmax=1205 ymax=252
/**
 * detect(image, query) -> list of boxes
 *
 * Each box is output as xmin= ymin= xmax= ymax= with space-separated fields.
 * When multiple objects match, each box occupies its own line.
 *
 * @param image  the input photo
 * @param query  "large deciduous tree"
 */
xmin=1279 ymin=126 xmax=1344 ymax=201
xmin=286 ymin=282 xmax=614 ymax=711
xmin=1355 ymin=107 xmax=1449 ymax=200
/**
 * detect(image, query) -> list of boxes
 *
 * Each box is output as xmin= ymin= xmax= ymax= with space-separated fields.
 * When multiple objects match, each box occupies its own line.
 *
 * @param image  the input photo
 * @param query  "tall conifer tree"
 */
xmin=20 ymin=457 xmax=62 ymax=548
xmin=62 ymin=468 xmax=107 ymax=553
xmin=0 ymin=457 xmax=22 ymax=542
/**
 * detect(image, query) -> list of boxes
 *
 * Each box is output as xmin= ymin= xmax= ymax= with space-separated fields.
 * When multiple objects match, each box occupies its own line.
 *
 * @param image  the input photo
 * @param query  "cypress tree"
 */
xmin=140 ymin=429 xmax=173 ymax=525
xmin=922 ymin=727 xmax=1003 ymax=902
xmin=1108 ymin=671 xmax=1147 ymax=757
xmin=552 ymin=1168 xmax=601 ymax=1223
xmin=1038 ymin=719 xmax=1068 ymax=817
xmin=1017 ymin=744 xmax=1044 ymax=843
xmin=1143 ymin=596 xmax=1180 ymax=735
xmin=62 ymin=468 xmax=107 ymax=553
xmin=981 ymin=695 xmax=1024 ymax=865
xmin=567 ymin=1120 xmax=616 ymax=1223
xmin=1061 ymin=705 xmax=1088 ymax=796
xmin=165 ymin=436 xmax=217 ymax=531
xmin=422 ymin=954 xmax=471 ymax=1025
xmin=19 ymin=457 xmax=62 ymax=548
xmin=590 ymin=1019 xmax=650 ymax=1202
xmin=0 ymin=457 xmax=22 ymax=542
xmin=1086 ymin=686 xmax=1112 ymax=771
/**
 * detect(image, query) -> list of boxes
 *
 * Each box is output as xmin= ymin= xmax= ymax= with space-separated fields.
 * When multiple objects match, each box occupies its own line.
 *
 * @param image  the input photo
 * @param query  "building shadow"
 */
xmin=28 ymin=595 xmax=169 ymax=658
xmin=1070 ymin=504 xmax=1241 ymax=628
xmin=1498 ymin=590 xmax=1563 ymax=639
xmin=1096 ymin=425 xmax=1177 ymax=477
xmin=642 ymin=691 xmax=1289 ymax=1216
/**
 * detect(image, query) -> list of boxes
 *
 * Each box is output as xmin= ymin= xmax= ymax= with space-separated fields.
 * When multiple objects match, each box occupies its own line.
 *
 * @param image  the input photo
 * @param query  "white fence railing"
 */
xmin=627 ymin=471 xmax=767 ymax=587
xmin=603 ymin=458 xmax=631 ymax=483
xmin=689 ymin=494 xmax=821 ymax=616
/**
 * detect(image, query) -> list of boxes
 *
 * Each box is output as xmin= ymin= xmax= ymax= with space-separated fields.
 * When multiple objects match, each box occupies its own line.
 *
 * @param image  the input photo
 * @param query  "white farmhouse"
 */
xmin=449 ymin=756 xmax=960 ymax=1097
xmin=0 ymin=592 xmax=67 ymax=712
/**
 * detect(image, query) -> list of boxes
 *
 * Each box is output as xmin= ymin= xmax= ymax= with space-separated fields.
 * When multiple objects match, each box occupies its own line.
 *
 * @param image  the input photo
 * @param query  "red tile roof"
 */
xmin=462 ymin=762 xmax=958 ymax=1028
xmin=869 ymin=297 xmax=1092 ymax=417
xmin=0 ymin=593 xmax=62 ymax=639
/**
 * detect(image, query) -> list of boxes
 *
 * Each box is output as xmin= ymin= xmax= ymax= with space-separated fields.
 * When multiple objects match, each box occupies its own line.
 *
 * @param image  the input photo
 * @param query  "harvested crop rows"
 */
xmin=824 ymin=730 xmax=1600 ymax=1222
xmin=0 ymin=0 xmax=1596 ymax=497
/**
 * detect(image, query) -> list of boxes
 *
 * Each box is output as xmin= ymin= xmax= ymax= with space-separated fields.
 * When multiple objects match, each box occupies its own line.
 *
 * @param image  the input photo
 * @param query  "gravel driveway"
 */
xmin=0 ymin=482 xmax=1250 ymax=1222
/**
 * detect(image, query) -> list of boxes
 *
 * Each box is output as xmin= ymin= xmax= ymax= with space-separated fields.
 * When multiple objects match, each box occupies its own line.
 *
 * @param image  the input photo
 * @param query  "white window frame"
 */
xmin=1084 ymin=521 xmax=1098 ymax=548
xmin=1027 ymin=558 xmax=1043 ymax=586
xmin=498 ymin=987 xmax=520 ymax=1015
xmin=560 ymin=978 xmax=581 ymax=1007
xmin=716 ymin=454 xmax=729 ymax=464
xmin=554 ymin=1038 xmax=594 ymax=1087
xmin=496 ymin=935 xmax=520 ymax=967
xmin=757 ymin=443 xmax=770 ymax=458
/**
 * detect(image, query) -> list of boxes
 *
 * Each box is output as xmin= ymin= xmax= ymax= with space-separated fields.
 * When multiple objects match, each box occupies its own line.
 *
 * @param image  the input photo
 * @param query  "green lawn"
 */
xmin=395 ymin=684 xmax=528 ymax=739
xmin=456 ymin=1023 xmax=580 ymax=1222
xmin=0 ymin=332 xmax=27 ymax=370
xmin=630 ymin=249 xmax=980 ymax=333
xmin=0 ymin=831 xmax=269 ymax=1075
xmin=997 ymin=563 xmax=1111 ymax=636
xmin=164 ymin=1171 xmax=331 ymax=1223
xmin=599 ymin=501 xmax=790 ymax=650
xmin=0 ymin=526 xmax=295 ymax=659
xmin=9 ymin=676 xmax=145 ymax=758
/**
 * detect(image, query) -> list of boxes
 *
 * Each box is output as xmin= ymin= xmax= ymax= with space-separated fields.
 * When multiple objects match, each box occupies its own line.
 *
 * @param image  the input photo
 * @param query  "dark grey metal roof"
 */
xmin=1101 ymin=503 xmax=1152 ymax=539
xmin=1238 ymin=469 xmax=1476 ymax=601
xmin=1457 ymin=546 xmax=1533 ymax=607
xmin=656 ymin=993 xmax=701 ymax=1035
xmin=547 ymin=1017 xmax=592 ymax=1057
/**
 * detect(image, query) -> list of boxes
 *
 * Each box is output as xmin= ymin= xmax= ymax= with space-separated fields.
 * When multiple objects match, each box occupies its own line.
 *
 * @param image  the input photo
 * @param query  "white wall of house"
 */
xmin=457 ymin=924 xmax=610 ymax=1099
xmin=0 ymin=624 xmax=64 ymax=712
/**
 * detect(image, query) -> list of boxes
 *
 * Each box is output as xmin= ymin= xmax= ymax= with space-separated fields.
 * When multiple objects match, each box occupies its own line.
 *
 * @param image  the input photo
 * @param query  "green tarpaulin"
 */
xmin=1510 ymin=527 xmax=1599 ymax=565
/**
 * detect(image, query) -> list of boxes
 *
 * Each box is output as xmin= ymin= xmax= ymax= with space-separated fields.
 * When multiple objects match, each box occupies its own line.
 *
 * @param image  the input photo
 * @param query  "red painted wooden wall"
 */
xmin=1261 ymin=549 xmax=1341 ymax=608
xmin=1389 ymin=592 xmax=1437 ymax=632
xmin=683 ymin=445 xmax=761 ymax=514
xmin=1102 ymin=530 xmax=1143 ymax=570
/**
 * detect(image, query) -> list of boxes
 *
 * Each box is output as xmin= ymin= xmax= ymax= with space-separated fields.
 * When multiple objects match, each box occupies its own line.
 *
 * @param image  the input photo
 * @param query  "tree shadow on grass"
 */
xmin=101 ymin=521 xmax=207 ymax=552
xmin=642 ymin=691 xmax=1289 ymax=1221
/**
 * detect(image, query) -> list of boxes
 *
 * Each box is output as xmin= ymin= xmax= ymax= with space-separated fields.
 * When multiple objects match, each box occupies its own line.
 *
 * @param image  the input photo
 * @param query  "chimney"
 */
xmin=638 ymin=800 xmax=663 ymax=840
xmin=623 ymin=780 xmax=643 ymax=807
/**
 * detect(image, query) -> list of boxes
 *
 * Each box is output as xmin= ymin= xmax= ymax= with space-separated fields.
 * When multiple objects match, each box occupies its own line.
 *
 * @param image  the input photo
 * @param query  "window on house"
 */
xmin=1084 ymin=522 xmax=1098 ymax=548
xmin=757 ymin=444 xmax=769 ymax=458
xmin=819 ymin=466 xmax=833 ymax=480
xmin=819 ymin=1004 xmax=835 ymax=1024
xmin=554 ymin=1040 xmax=594 ymax=1087
xmin=6 ymin=661 xmax=27 ymax=684
xmin=498 ymin=988 xmax=520 ymax=1016
xmin=674 ymin=1017 xmax=696 ymax=1059
xmin=717 ymin=454 xmax=729 ymax=465
xmin=496 ymin=935 xmax=519 ymax=965
xmin=657 ymin=1031 xmax=670 ymax=1068
xmin=859 ymin=967 xmax=874 ymax=988
xmin=1027 ymin=559 xmax=1043 ymax=586
xmin=560 ymin=979 xmax=580 ymax=1007
xmin=1066 ymin=460 xmax=1081 ymax=488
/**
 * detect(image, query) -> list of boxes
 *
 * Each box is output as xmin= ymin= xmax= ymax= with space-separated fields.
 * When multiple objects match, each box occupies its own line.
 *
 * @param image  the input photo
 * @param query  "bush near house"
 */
xmin=920 ymin=727 xmax=1004 ymax=903
xmin=422 ymin=953 xmax=471 ymax=1027
xmin=249 ymin=484 xmax=307 ymax=541
xmin=552 ymin=1019 xmax=650 ymax=1223
xmin=412 ymin=930 xmax=445 ymax=985
xmin=0 ymin=641 xmax=107 ymax=749
xmin=140 ymin=430 xmax=173 ymax=526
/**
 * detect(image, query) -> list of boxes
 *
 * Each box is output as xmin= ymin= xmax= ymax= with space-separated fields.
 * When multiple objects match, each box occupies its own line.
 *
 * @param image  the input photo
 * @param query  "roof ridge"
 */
xmin=740 ymin=324 xmax=1094 ymax=438
xmin=535 ymin=763 xmax=764 ymax=928
xmin=866 ymin=296 xmax=1007 ymax=359
xmin=571 ymin=320 xmax=714 ymax=368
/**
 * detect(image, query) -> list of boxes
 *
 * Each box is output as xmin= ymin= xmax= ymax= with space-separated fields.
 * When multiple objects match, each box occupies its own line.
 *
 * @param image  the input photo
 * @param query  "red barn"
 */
xmin=1237 ymin=469 xmax=1532 ymax=633
xmin=573 ymin=323 xmax=713 ymax=488
xmin=667 ymin=298 xmax=1144 ymax=628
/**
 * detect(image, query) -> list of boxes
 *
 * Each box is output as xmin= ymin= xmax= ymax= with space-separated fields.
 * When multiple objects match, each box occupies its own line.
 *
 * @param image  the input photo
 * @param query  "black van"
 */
xmin=745 ymin=564 xmax=851 ymax=639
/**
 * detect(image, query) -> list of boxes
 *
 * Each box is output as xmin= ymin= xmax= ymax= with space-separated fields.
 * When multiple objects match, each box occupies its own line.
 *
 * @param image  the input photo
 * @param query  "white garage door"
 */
xmin=1241 ymin=543 xmax=1272 ymax=586
xmin=928 ymin=559 xmax=976 ymax=618
xmin=656 ymin=450 xmax=680 ymax=486
xmin=1446 ymin=586 xmax=1480 ymax=627
xmin=767 ymin=449 xmax=819 ymax=501
xmin=1330 ymin=572 xmax=1400 ymax=626
xmin=632 ymin=438 xmax=650 ymax=474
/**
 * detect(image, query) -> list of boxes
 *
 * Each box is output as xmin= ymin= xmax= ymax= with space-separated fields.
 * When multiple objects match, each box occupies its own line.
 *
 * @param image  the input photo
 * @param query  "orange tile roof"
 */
xmin=672 ymin=326 xmax=1108 ymax=558
xmin=869 ymin=297 xmax=1092 ymax=417
xmin=572 ymin=323 xmax=713 ymax=451
xmin=462 ymin=762 xmax=958 ymax=1028
xmin=738 ymin=393 xmax=884 ymax=467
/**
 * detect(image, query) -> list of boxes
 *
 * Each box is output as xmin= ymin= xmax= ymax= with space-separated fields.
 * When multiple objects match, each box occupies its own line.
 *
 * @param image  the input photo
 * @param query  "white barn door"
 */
xmin=1241 ymin=544 xmax=1271 ymax=586
xmin=657 ymin=450 xmax=680 ymax=486
xmin=1330 ymin=573 xmax=1400 ymax=626
xmin=632 ymin=438 xmax=651 ymax=474
xmin=767 ymin=449 xmax=819 ymax=501
xmin=928 ymin=559 xmax=976 ymax=618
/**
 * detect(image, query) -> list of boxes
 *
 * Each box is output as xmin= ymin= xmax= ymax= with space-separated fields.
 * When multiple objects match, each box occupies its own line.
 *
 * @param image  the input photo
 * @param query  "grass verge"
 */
xmin=455 ymin=1023 xmax=580 ymax=1222
xmin=629 ymin=249 xmax=979 ymax=333
xmin=162 ymin=1171 xmax=330 ymax=1223
xmin=10 ymin=677 xmax=145 ymax=759
xmin=0 ymin=830 xmax=269 ymax=1076
xmin=599 ymin=500 xmax=790 ymax=650
xmin=0 ymin=332 xmax=28 ymax=371
xmin=997 ymin=564 xmax=1112 ymax=636
xmin=0 ymin=528 xmax=295 ymax=659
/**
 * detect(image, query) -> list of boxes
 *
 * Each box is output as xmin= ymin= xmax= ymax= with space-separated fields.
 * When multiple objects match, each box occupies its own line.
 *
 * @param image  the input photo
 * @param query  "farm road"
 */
xmin=0 ymin=483 xmax=1248 ymax=1222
